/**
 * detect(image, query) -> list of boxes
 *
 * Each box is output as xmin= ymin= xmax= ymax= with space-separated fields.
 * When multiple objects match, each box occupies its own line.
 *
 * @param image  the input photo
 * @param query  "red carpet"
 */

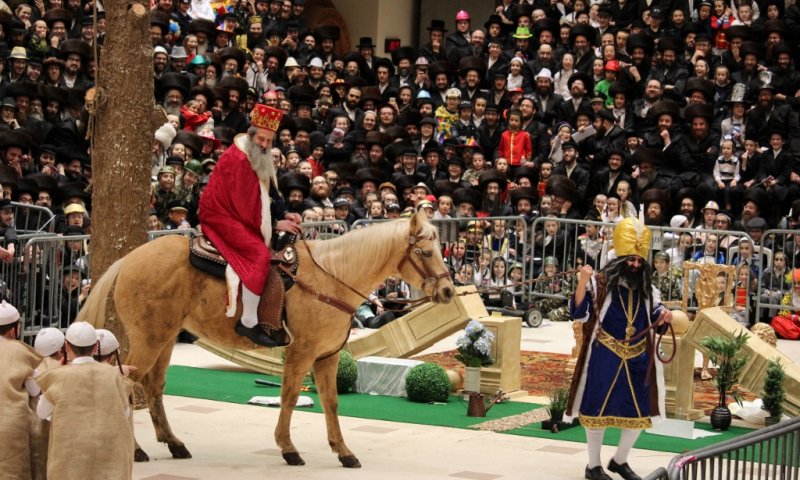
xmin=414 ymin=350 xmax=756 ymax=415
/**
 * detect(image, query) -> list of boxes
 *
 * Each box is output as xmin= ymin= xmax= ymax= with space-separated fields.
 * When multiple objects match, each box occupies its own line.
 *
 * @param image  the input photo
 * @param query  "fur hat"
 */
xmin=684 ymin=77 xmax=715 ymax=102
xmin=683 ymin=102 xmax=714 ymax=121
xmin=509 ymin=186 xmax=538 ymax=206
xmin=353 ymin=167 xmax=385 ymax=189
xmin=478 ymin=169 xmax=507 ymax=192
xmin=546 ymin=175 xmax=578 ymax=203
xmin=641 ymin=188 xmax=671 ymax=215
xmin=458 ymin=56 xmax=486 ymax=78
xmin=452 ymin=187 xmax=482 ymax=207
xmin=391 ymin=46 xmax=417 ymax=65
xmin=648 ymin=99 xmax=682 ymax=121
xmin=216 ymin=47 xmax=246 ymax=73
xmin=279 ymin=172 xmax=311 ymax=199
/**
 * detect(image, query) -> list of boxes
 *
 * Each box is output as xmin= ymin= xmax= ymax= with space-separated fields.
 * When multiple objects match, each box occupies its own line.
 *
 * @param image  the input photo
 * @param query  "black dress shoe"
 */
xmin=234 ymin=321 xmax=288 ymax=347
xmin=608 ymin=459 xmax=641 ymax=480
xmin=585 ymin=465 xmax=613 ymax=480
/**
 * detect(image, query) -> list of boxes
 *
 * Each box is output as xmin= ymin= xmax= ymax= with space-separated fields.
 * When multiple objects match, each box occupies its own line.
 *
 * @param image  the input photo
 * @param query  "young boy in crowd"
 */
xmin=713 ymin=137 xmax=741 ymax=211
xmin=0 ymin=199 xmax=18 ymax=263
xmin=498 ymin=109 xmax=532 ymax=168
xmin=652 ymin=251 xmax=682 ymax=302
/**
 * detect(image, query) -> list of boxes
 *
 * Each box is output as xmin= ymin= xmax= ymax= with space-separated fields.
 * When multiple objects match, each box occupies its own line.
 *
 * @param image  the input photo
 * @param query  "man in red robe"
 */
xmin=199 ymin=104 xmax=302 ymax=347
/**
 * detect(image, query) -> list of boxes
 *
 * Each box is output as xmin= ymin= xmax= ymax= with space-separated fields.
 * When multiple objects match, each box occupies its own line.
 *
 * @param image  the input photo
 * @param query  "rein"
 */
xmin=289 ymin=234 xmax=450 ymax=315
xmin=605 ymin=299 xmax=677 ymax=386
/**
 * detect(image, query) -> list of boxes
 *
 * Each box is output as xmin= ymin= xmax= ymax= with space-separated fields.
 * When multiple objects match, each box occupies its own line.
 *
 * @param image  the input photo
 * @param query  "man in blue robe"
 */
xmin=566 ymin=217 xmax=673 ymax=480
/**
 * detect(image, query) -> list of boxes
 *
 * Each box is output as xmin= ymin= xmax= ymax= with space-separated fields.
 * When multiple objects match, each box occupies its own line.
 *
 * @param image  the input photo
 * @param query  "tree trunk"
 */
xmin=90 ymin=1 xmax=161 ymax=350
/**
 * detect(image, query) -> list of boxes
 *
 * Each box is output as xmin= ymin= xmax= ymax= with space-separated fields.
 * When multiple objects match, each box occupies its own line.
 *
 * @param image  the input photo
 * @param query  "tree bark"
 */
xmin=90 ymin=1 xmax=159 ymax=346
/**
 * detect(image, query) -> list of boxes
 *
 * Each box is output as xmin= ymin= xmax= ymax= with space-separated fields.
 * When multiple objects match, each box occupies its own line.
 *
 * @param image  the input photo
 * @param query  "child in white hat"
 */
xmin=31 ymin=327 xmax=66 ymax=479
xmin=95 ymin=328 xmax=137 ymax=377
xmin=0 ymin=300 xmax=42 ymax=479
xmin=35 ymin=321 xmax=135 ymax=480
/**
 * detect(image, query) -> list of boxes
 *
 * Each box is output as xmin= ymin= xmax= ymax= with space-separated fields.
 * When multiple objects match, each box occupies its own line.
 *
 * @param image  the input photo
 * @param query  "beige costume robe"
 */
xmin=29 ymin=356 xmax=61 ymax=480
xmin=36 ymin=361 xmax=134 ymax=480
xmin=0 ymin=337 xmax=42 ymax=480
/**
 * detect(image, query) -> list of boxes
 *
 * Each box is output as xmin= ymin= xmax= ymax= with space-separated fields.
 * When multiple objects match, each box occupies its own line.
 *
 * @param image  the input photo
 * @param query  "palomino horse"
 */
xmin=76 ymin=213 xmax=454 ymax=468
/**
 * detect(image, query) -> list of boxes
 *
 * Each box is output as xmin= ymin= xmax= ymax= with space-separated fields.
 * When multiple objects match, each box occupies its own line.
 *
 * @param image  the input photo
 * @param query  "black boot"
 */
xmin=585 ymin=465 xmax=613 ymax=480
xmin=234 ymin=321 xmax=289 ymax=347
xmin=607 ymin=459 xmax=641 ymax=480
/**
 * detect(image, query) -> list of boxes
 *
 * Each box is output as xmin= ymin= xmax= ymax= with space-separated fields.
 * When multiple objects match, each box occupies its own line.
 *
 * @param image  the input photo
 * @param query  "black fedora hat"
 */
xmin=156 ymin=72 xmax=191 ymax=100
xmin=426 ymin=19 xmax=448 ymax=33
xmin=172 ymin=131 xmax=204 ymax=157
xmin=356 ymin=36 xmax=376 ymax=49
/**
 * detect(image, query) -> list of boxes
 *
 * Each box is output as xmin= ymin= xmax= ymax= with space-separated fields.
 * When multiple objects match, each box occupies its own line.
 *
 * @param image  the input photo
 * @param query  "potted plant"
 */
xmin=762 ymin=358 xmax=786 ymax=427
xmin=455 ymin=320 xmax=495 ymax=393
xmin=542 ymin=387 xmax=577 ymax=432
xmin=699 ymin=332 xmax=750 ymax=431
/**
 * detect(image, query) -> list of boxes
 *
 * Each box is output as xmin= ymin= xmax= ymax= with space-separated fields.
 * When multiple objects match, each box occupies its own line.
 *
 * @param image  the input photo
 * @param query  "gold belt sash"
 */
xmin=596 ymin=329 xmax=646 ymax=360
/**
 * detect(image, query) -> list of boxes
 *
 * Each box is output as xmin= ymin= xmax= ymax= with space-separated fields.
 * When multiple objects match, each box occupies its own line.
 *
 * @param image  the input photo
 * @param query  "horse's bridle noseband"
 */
xmin=397 ymin=234 xmax=452 ymax=291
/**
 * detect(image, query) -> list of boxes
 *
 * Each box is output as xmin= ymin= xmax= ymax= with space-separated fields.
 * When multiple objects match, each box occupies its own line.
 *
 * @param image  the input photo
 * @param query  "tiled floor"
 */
xmin=130 ymin=320 xmax=800 ymax=480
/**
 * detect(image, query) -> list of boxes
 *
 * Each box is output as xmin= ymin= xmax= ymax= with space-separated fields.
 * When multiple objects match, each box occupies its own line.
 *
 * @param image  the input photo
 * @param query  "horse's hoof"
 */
xmin=134 ymin=448 xmax=150 ymax=462
xmin=339 ymin=455 xmax=361 ymax=468
xmin=282 ymin=452 xmax=305 ymax=466
xmin=168 ymin=443 xmax=192 ymax=459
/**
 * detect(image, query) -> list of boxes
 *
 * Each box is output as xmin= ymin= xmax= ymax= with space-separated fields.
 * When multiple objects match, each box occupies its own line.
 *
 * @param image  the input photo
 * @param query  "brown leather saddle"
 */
xmin=189 ymin=230 xmax=299 ymax=332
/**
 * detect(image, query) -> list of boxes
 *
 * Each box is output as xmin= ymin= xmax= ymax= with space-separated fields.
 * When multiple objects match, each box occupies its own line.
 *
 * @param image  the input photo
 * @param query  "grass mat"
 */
xmin=505 ymin=421 xmax=754 ymax=454
xmin=164 ymin=365 xmax=535 ymax=428
xmin=164 ymin=365 xmax=754 ymax=453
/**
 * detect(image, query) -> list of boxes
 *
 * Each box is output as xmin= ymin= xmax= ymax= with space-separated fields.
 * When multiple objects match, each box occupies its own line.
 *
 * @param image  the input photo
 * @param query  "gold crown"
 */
xmin=612 ymin=217 xmax=652 ymax=259
xmin=250 ymin=104 xmax=284 ymax=132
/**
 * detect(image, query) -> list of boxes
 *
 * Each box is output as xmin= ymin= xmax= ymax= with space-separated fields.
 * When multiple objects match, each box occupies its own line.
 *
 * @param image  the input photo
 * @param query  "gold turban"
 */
xmin=612 ymin=217 xmax=652 ymax=259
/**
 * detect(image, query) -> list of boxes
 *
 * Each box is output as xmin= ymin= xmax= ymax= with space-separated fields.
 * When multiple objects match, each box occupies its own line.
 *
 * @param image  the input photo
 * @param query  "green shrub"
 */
xmin=762 ymin=358 xmax=786 ymax=419
xmin=337 ymin=350 xmax=358 ymax=394
xmin=405 ymin=363 xmax=450 ymax=403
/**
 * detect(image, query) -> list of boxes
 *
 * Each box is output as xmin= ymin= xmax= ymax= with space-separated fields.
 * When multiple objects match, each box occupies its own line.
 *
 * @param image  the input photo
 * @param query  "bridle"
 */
xmin=396 ymin=233 xmax=452 ymax=301
xmin=289 ymin=232 xmax=452 ymax=316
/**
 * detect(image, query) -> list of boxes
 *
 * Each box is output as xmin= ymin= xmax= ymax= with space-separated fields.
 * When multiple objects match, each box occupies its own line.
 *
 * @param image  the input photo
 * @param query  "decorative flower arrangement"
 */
xmin=455 ymin=320 xmax=495 ymax=367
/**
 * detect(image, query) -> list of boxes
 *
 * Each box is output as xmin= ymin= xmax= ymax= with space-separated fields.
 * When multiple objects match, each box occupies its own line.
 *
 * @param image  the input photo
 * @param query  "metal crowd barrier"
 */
xmin=147 ymin=228 xmax=199 ymax=241
xmin=11 ymin=202 xmax=56 ymax=234
xmin=644 ymin=416 xmax=800 ymax=480
xmin=755 ymin=229 xmax=800 ymax=324
xmin=19 ymin=234 xmax=91 ymax=341
xmin=526 ymin=216 xmax=753 ymax=319
xmin=300 ymin=220 xmax=349 ymax=240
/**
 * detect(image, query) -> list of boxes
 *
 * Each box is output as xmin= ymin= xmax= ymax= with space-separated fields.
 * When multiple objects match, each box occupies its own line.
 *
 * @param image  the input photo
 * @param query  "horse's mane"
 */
xmin=310 ymin=217 xmax=438 ymax=279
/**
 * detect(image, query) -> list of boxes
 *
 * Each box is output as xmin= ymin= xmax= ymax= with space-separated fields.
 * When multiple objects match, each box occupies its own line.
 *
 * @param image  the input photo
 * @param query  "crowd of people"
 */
xmin=1 ymin=0 xmax=800 ymax=333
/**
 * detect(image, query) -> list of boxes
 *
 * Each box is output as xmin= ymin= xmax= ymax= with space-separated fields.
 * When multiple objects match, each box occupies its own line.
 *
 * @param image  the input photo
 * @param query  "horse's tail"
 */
xmin=74 ymin=257 xmax=124 ymax=328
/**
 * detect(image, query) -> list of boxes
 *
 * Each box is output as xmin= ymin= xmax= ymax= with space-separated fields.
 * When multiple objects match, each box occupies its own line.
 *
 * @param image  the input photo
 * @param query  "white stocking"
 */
xmin=613 ymin=428 xmax=641 ymax=465
xmin=240 ymin=286 xmax=260 ymax=328
xmin=586 ymin=428 xmax=605 ymax=469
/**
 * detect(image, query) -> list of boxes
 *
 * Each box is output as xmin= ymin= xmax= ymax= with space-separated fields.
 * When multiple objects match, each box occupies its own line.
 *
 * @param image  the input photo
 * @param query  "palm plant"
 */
xmin=699 ymin=332 xmax=750 ymax=407
xmin=546 ymin=387 xmax=570 ymax=422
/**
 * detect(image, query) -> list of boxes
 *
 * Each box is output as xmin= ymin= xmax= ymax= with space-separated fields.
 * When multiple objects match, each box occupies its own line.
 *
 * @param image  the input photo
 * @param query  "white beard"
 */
xmin=244 ymin=135 xmax=276 ymax=185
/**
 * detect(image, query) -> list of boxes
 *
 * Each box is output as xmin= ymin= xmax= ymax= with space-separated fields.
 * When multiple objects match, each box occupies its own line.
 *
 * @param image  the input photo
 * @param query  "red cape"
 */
xmin=199 ymin=139 xmax=271 ymax=294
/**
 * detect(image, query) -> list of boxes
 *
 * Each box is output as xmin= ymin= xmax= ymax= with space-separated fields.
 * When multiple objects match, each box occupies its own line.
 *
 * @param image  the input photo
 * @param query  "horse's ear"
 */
xmin=409 ymin=211 xmax=424 ymax=234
